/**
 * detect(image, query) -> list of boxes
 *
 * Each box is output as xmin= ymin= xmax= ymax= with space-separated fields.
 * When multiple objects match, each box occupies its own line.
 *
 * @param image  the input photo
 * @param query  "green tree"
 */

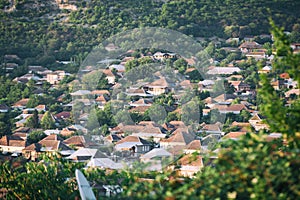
xmin=27 ymin=130 xmax=46 ymax=144
xmin=173 ymin=58 xmax=188 ymax=74
xmin=25 ymin=109 xmax=39 ymax=128
xmin=40 ymin=111 xmax=55 ymax=129
xmin=0 ymin=154 xmax=83 ymax=199
xmin=86 ymin=108 xmax=99 ymax=131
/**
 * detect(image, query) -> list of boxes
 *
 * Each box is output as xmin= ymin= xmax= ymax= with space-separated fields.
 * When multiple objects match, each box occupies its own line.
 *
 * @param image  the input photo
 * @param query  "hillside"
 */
xmin=0 ymin=0 xmax=300 ymax=70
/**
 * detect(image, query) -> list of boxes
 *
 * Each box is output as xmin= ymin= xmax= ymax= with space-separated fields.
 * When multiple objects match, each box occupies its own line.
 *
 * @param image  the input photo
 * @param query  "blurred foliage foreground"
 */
xmin=0 ymin=24 xmax=300 ymax=200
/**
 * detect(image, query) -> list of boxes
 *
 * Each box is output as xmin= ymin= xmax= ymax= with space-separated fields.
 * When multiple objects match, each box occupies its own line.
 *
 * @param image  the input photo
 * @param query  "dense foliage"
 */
xmin=1 ymin=0 xmax=300 ymax=71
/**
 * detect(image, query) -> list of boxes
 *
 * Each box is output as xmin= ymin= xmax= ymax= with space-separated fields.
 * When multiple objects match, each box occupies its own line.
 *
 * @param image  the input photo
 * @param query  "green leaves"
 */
xmin=0 ymin=154 xmax=83 ymax=199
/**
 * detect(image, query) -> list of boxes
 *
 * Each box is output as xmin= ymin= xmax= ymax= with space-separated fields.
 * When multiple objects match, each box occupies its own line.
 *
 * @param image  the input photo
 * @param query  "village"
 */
xmin=0 ymin=34 xmax=299 ymax=180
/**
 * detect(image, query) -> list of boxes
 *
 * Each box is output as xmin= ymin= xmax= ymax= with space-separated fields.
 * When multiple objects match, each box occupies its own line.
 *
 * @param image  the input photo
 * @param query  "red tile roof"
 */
xmin=223 ymin=132 xmax=247 ymax=139
xmin=186 ymin=140 xmax=201 ymax=150
xmin=178 ymin=154 xmax=203 ymax=167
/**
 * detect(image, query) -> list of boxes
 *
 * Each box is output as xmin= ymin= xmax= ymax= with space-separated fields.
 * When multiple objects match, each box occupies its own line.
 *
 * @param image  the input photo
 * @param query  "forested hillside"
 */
xmin=0 ymin=0 xmax=300 ymax=71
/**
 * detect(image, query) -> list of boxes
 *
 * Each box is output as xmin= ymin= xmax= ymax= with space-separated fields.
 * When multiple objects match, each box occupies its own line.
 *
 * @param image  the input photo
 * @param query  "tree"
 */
xmin=240 ymin=110 xmax=251 ymax=122
xmin=86 ymin=108 xmax=99 ymax=131
xmin=259 ymin=20 xmax=300 ymax=148
xmin=0 ymin=154 xmax=83 ymax=199
xmin=181 ymin=97 xmax=203 ymax=125
xmin=40 ymin=111 xmax=55 ymax=129
xmin=27 ymin=130 xmax=46 ymax=144
xmin=145 ymin=104 xmax=167 ymax=124
xmin=173 ymin=58 xmax=188 ymax=74
xmin=25 ymin=109 xmax=39 ymax=128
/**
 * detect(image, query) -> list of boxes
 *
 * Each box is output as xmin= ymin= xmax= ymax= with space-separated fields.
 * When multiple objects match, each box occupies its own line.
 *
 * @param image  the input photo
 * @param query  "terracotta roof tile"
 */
xmin=41 ymin=134 xmax=64 ymax=141
xmin=186 ymin=140 xmax=201 ymax=150
xmin=223 ymin=132 xmax=247 ymax=139
xmin=178 ymin=154 xmax=203 ymax=167
xmin=116 ymin=135 xmax=151 ymax=145
xmin=162 ymin=131 xmax=194 ymax=145
xmin=64 ymin=136 xmax=86 ymax=147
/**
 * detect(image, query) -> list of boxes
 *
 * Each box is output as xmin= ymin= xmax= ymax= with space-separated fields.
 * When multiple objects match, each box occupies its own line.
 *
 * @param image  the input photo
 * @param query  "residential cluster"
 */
xmin=0 ymin=34 xmax=299 ymax=178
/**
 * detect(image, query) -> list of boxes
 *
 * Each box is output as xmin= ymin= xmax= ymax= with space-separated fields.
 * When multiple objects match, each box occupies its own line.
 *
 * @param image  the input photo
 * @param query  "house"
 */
xmin=285 ymin=88 xmax=300 ymax=98
xmin=46 ymin=70 xmax=68 ymax=84
xmin=227 ymin=74 xmax=243 ymax=81
xmin=161 ymin=122 xmax=176 ymax=132
xmin=245 ymin=51 xmax=267 ymax=60
xmin=153 ymin=52 xmax=176 ymax=61
xmin=199 ymin=123 xmax=222 ymax=135
xmin=12 ymin=98 xmax=30 ymax=110
xmin=115 ymin=136 xmax=152 ymax=156
xmin=5 ymin=63 xmax=18 ymax=71
xmin=284 ymin=78 xmax=297 ymax=89
xmin=60 ymin=127 xmax=76 ymax=137
xmin=86 ymin=158 xmax=123 ymax=170
xmin=0 ymin=135 xmax=27 ymax=154
xmin=95 ymin=95 xmax=109 ymax=109
xmin=23 ymin=131 xmax=68 ymax=161
xmin=140 ymin=148 xmax=173 ymax=162
xmin=169 ymin=121 xmax=186 ymax=129
xmin=126 ymin=87 xmax=153 ymax=97
xmin=129 ymin=98 xmax=153 ymax=107
xmin=229 ymin=81 xmax=251 ymax=92
xmin=291 ymin=43 xmax=300 ymax=53
xmin=44 ymin=129 xmax=61 ymax=135
xmin=111 ymin=124 xmax=145 ymax=135
xmin=64 ymin=135 xmax=94 ymax=149
xmin=67 ymin=148 xmax=99 ymax=162
xmin=28 ymin=66 xmax=47 ymax=74
xmin=258 ymin=65 xmax=272 ymax=74
xmin=271 ymin=80 xmax=285 ymax=90
xmin=145 ymin=77 xmax=170 ymax=95
xmin=218 ymin=104 xmax=248 ymax=114
xmin=198 ymin=80 xmax=215 ymax=92
xmin=171 ymin=154 xmax=203 ymax=177
xmin=140 ymin=148 xmax=173 ymax=171
xmin=230 ymin=121 xmax=252 ymax=132
xmin=180 ymin=80 xmax=194 ymax=90
xmin=105 ymin=134 xmax=122 ymax=144
xmin=70 ymin=90 xmax=92 ymax=96
xmin=0 ymin=104 xmax=10 ymax=112
xmin=121 ymin=56 xmax=135 ymax=65
xmin=200 ymin=134 xmax=222 ymax=149
xmin=68 ymin=124 xmax=88 ymax=134
xmin=265 ymin=133 xmax=283 ymax=142
xmin=13 ymin=73 xmax=41 ymax=83
xmin=15 ymin=113 xmax=32 ymax=127
xmin=13 ymin=127 xmax=32 ymax=134
xmin=213 ymin=94 xmax=237 ymax=104
xmin=239 ymin=41 xmax=262 ymax=53
xmin=4 ymin=54 xmax=20 ymax=61
xmin=109 ymin=64 xmax=125 ymax=75
xmin=35 ymin=104 xmax=47 ymax=112
xmin=222 ymin=132 xmax=247 ymax=140
xmin=160 ymin=130 xmax=195 ymax=149
xmin=279 ymin=73 xmax=290 ymax=79
xmin=131 ymin=125 xmax=166 ymax=142
xmin=249 ymin=113 xmax=269 ymax=131
xmin=184 ymin=140 xmax=202 ymax=154
xmin=128 ymin=106 xmax=150 ymax=114
xmin=207 ymin=67 xmax=241 ymax=75
xmin=54 ymin=111 xmax=71 ymax=121
xmin=22 ymin=143 xmax=43 ymax=160
xmin=91 ymin=90 xmax=110 ymax=97
xmin=102 ymin=69 xmax=116 ymax=84
xmin=203 ymin=97 xmax=216 ymax=108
